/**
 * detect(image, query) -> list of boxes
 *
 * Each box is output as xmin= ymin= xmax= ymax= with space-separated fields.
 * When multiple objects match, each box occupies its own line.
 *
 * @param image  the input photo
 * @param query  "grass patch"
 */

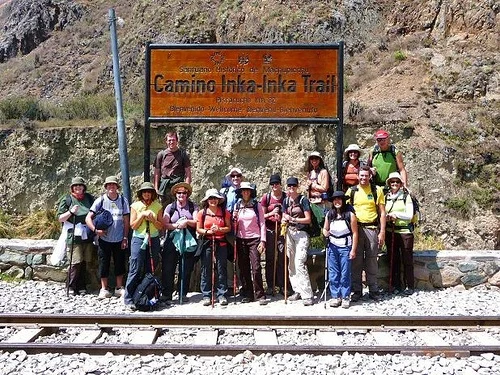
xmin=444 ymin=196 xmax=472 ymax=216
xmin=0 ymin=209 xmax=60 ymax=239
xmin=414 ymin=228 xmax=445 ymax=250
xmin=0 ymin=273 xmax=25 ymax=283
xmin=394 ymin=50 xmax=407 ymax=62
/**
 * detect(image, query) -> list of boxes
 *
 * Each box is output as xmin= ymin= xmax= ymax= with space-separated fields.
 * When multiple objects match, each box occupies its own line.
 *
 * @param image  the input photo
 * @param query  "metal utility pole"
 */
xmin=109 ymin=8 xmax=131 ymax=203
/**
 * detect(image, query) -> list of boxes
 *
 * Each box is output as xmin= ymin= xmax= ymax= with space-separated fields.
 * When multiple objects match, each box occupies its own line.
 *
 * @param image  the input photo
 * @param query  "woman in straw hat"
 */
xmin=56 ymin=176 xmax=96 ymax=296
xmin=342 ymin=144 xmax=366 ymax=190
xmin=161 ymin=182 xmax=198 ymax=304
xmin=196 ymin=188 xmax=231 ymax=306
xmin=124 ymin=182 xmax=163 ymax=310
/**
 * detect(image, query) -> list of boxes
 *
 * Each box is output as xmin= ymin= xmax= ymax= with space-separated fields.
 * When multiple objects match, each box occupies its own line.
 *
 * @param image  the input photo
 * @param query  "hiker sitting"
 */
xmin=384 ymin=172 xmax=415 ymax=295
xmin=161 ymin=182 xmax=199 ymax=304
xmin=282 ymin=177 xmax=314 ymax=306
xmin=323 ymin=191 xmax=358 ymax=309
xmin=56 ymin=176 xmax=96 ymax=296
xmin=305 ymin=151 xmax=330 ymax=206
xmin=124 ymin=182 xmax=163 ymax=310
xmin=367 ymin=129 xmax=408 ymax=189
xmin=196 ymin=189 xmax=231 ymax=307
xmin=153 ymin=131 xmax=192 ymax=208
xmin=233 ymin=182 xmax=267 ymax=305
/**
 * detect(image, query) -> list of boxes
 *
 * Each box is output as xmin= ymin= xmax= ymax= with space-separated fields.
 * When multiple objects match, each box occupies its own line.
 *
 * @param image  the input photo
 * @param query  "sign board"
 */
xmin=146 ymin=44 xmax=342 ymax=123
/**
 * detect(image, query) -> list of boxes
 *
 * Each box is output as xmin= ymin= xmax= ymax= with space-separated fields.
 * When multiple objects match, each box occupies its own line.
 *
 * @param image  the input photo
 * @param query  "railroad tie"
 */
xmin=130 ymin=329 xmax=160 ymax=345
xmin=371 ymin=330 xmax=400 ymax=346
xmin=417 ymin=331 xmax=450 ymax=346
xmin=467 ymin=331 xmax=500 ymax=346
xmin=5 ymin=328 xmax=47 ymax=343
xmin=73 ymin=329 xmax=103 ymax=344
xmin=254 ymin=329 xmax=278 ymax=345
xmin=316 ymin=330 xmax=343 ymax=346
xmin=194 ymin=329 xmax=219 ymax=346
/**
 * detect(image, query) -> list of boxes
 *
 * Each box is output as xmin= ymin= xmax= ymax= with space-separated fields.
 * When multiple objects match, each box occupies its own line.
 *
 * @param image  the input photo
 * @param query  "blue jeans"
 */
xmin=124 ymin=236 xmax=160 ymax=305
xmin=200 ymin=240 xmax=228 ymax=299
xmin=328 ymin=243 xmax=352 ymax=299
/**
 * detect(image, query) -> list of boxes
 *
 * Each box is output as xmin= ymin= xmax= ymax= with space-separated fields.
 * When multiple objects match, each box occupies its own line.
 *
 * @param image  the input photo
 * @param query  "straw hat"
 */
xmin=171 ymin=182 xmax=192 ymax=197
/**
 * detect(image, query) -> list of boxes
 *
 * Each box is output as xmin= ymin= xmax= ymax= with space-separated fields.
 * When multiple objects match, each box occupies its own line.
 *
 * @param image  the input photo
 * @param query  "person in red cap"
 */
xmin=367 ymin=129 xmax=408 ymax=189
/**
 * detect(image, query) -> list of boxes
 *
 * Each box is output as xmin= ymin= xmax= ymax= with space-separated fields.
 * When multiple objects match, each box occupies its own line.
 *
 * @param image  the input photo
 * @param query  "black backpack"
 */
xmin=285 ymin=195 xmax=322 ymax=238
xmin=132 ymin=273 xmax=162 ymax=311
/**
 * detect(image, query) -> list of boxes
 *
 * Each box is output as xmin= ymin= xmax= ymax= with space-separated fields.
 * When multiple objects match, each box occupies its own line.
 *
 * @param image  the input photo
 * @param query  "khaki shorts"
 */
xmin=66 ymin=242 xmax=95 ymax=265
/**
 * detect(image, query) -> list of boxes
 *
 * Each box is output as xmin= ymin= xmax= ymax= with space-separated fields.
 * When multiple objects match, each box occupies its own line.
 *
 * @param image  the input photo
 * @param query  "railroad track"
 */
xmin=0 ymin=314 xmax=499 ymax=357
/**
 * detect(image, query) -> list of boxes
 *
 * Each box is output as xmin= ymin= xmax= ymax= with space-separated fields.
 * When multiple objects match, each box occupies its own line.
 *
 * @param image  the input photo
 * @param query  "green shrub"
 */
xmin=444 ymin=197 xmax=472 ymax=216
xmin=51 ymin=95 xmax=116 ymax=120
xmin=0 ymin=96 xmax=48 ymax=121
xmin=394 ymin=50 xmax=407 ymax=62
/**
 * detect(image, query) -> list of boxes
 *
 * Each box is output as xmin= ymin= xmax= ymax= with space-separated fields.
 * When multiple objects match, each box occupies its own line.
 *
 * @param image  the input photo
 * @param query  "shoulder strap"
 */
xmin=350 ymin=186 xmax=358 ymax=205
xmin=265 ymin=192 xmax=271 ymax=207
xmin=65 ymin=194 xmax=72 ymax=208
xmin=370 ymin=183 xmax=378 ymax=204
xmin=168 ymin=200 xmax=177 ymax=218
xmin=188 ymin=200 xmax=195 ymax=214
xmin=202 ymin=208 xmax=207 ymax=228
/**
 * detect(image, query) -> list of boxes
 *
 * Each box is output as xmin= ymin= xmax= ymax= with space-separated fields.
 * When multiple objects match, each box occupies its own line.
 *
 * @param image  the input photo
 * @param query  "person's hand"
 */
xmin=349 ymin=250 xmax=356 ymax=260
xmin=378 ymin=232 xmax=385 ymax=247
xmin=176 ymin=219 xmax=188 ymax=229
xmin=257 ymin=242 xmax=265 ymax=254
xmin=386 ymin=213 xmax=397 ymax=221
xmin=70 ymin=205 xmax=79 ymax=215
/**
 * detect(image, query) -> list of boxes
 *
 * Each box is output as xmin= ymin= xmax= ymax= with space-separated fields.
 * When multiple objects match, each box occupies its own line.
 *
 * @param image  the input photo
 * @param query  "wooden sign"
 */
xmin=146 ymin=44 xmax=342 ymax=122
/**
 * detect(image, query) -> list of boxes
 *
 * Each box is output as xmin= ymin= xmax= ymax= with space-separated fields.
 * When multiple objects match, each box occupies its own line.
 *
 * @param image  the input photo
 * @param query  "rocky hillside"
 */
xmin=0 ymin=0 xmax=498 ymax=249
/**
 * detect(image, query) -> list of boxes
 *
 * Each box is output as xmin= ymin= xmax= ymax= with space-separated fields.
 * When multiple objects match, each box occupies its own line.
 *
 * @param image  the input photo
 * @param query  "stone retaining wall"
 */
xmin=0 ymin=239 xmax=499 ymax=292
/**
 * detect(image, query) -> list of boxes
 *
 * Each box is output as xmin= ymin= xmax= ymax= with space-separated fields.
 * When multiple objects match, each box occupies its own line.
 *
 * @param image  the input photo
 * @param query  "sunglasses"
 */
xmin=176 ymin=191 xmax=188 ymax=195
xmin=208 ymin=197 xmax=219 ymax=200
xmin=376 ymin=138 xmax=387 ymax=142
xmin=270 ymin=182 xmax=281 ymax=186
xmin=287 ymin=184 xmax=298 ymax=188
xmin=231 ymin=174 xmax=242 ymax=178
xmin=389 ymin=180 xmax=401 ymax=184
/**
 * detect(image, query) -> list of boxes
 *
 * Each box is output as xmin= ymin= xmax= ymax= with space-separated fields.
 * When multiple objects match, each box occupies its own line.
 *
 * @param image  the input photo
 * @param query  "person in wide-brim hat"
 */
xmin=328 ymin=190 xmax=349 ymax=202
xmin=343 ymin=144 xmax=362 ymax=160
xmin=103 ymin=176 xmax=120 ymax=189
xmin=201 ymin=188 xmax=224 ymax=204
xmin=235 ymin=181 xmax=255 ymax=195
xmin=171 ymin=182 xmax=193 ymax=197
xmin=136 ymin=181 xmax=158 ymax=201
xmin=70 ymin=176 xmax=87 ymax=191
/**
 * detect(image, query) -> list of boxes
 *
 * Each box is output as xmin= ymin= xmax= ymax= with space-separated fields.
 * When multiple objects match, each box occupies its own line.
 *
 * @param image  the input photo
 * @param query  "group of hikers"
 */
xmin=56 ymin=129 xmax=417 ymax=310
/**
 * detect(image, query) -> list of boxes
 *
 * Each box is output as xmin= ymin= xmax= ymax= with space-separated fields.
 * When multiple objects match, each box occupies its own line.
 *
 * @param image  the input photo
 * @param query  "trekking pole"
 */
xmin=389 ymin=222 xmax=395 ymax=293
xmin=147 ymin=222 xmax=158 ymax=300
xmin=233 ymin=221 xmax=238 ymax=305
xmin=272 ymin=220 xmax=278 ymax=297
xmin=66 ymin=214 xmax=76 ymax=297
xmin=180 ymin=250 xmax=185 ymax=305
xmin=211 ymin=236 xmax=216 ymax=308
xmin=283 ymin=223 xmax=288 ymax=304
xmin=322 ymin=239 xmax=329 ymax=309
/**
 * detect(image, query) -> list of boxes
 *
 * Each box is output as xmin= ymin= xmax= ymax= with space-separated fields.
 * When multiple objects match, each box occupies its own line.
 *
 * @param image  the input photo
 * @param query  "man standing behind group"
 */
xmin=346 ymin=166 xmax=386 ymax=302
xmin=154 ymin=131 xmax=192 ymax=207
xmin=368 ymin=129 xmax=408 ymax=189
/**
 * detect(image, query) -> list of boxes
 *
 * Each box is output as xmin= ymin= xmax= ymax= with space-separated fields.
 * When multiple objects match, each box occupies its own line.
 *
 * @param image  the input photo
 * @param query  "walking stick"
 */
xmin=233 ymin=222 xmax=238 ymax=305
xmin=323 ymin=240 xmax=328 ymax=309
xmin=389 ymin=222 xmax=395 ymax=293
xmin=272 ymin=220 xmax=278 ymax=297
xmin=211 ymin=236 xmax=216 ymax=308
xmin=180 ymin=251 xmax=185 ymax=305
xmin=66 ymin=214 xmax=76 ymax=297
xmin=282 ymin=223 xmax=288 ymax=304
xmin=147 ymin=223 xmax=158 ymax=301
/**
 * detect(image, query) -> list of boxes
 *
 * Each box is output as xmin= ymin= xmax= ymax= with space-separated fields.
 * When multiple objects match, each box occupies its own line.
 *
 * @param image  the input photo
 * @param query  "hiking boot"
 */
xmin=341 ymin=298 xmax=350 ymax=309
xmin=288 ymin=293 xmax=302 ymax=301
xmin=68 ymin=288 xmax=77 ymax=296
xmin=368 ymin=291 xmax=381 ymax=301
xmin=329 ymin=298 xmax=341 ymax=308
xmin=302 ymin=298 xmax=314 ymax=306
xmin=241 ymin=297 xmax=253 ymax=303
xmin=218 ymin=296 xmax=228 ymax=306
xmin=125 ymin=303 xmax=136 ymax=311
xmin=78 ymin=289 xmax=87 ymax=296
xmin=202 ymin=297 xmax=211 ymax=306
xmin=114 ymin=287 xmax=125 ymax=298
xmin=403 ymin=288 xmax=414 ymax=296
xmin=258 ymin=296 xmax=269 ymax=305
xmin=265 ymin=287 xmax=274 ymax=296
xmin=350 ymin=292 xmax=362 ymax=302
xmin=180 ymin=295 xmax=190 ymax=303
xmin=98 ymin=288 xmax=112 ymax=299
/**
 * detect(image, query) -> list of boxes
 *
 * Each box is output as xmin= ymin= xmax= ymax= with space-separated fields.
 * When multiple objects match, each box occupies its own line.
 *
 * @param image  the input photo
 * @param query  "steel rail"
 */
xmin=0 ymin=342 xmax=498 ymax=357
xmin=0 ymin=314 xmax=499 ymax=329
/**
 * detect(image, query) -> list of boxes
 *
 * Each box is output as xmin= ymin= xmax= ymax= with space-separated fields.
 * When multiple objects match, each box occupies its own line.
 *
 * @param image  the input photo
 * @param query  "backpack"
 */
xmin=132 ymin=273 xmax=162 ymax=311
xmin=263 ymin=191 xmax=287 ymax=208
xmin=372 ymin=144 xmax=397 ymax=163
xmin=326 ymin=209 xmax=353 ymax=245
xmin=385 ymin=189 xmax=421 ymax=232
xmin=285 ymin=196 xmax=322 ymax=238
xmin=310 ymin=168 xmax=334 ymax=200
xmin=234 ymin=198 xmax=261 ymax=227
xmin=168 ymin=200 xmax=195 ymax=219
xmin=349 ymin=184 xmax=380 ymax=224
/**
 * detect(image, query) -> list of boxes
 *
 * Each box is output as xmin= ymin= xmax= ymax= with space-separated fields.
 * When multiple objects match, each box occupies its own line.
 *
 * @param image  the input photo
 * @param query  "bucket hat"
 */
xmin=103 ymin=176 xmax=120 ymax=189
xmin=201 ymin=188 xmax=224 ymax=203
xmin=386 ymin=172 xmax=403 ymax=186
xmin=70 ymin=176 xmax=86 ymax=189
xmin=226 ymin=167 xmax=243 ymax=177
xmin=171 ymin=182 xmax=193 ymax=197
xmin=343 ymin=144 xmax=361 ymax=158
xmin=329 ymin=190 xmax=348 ymax=202
xmin=308 ymin=151 xmax=323 ymax=160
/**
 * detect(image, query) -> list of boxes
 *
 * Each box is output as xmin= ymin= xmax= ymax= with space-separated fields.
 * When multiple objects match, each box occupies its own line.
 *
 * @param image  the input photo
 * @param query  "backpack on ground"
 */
xmin=132 ymin=273 xmax=162 ymax=311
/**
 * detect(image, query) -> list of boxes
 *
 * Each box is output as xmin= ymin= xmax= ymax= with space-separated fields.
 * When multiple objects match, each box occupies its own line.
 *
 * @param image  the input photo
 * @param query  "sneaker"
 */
xmin=241 ymin=297 xmax=253 ymax=303
xmin=68 ymin=288 xmax=77 ymax=296
xmin=368 ymin=291 xmax=381 ymax=301
xmin=180 ymin=295 xmax=190 ymax=303
xmin=218 ymin=296 xmax=228 ymax=306
xmin=202 ymin=297 xmax=211 ymax=306
xmin=351 ymin=292 xmax=362 ymax=302
xmin=114 ymin=287 xmax=125 ymax=298
xmin=288 ymin=293 xmax=302 ymax=301
xmin=329 ymin=298 xmax=341 ymax=308
xmin=403 ymin=288 xmax=414 ymax=296
xmin=125 ymin=303 xmax=136 ymax=311
xmin=78 ymin=289 xmax=87 ymax=296
xmin=303 ymin=298 xmax=314 ymax=306
xmin=258 ymin=297 xmax=269 ymax=306
xmin=341 ymin=298 xmax=350 ymax=309
xmin=98 ymin=288 xmax=112 ymax=299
